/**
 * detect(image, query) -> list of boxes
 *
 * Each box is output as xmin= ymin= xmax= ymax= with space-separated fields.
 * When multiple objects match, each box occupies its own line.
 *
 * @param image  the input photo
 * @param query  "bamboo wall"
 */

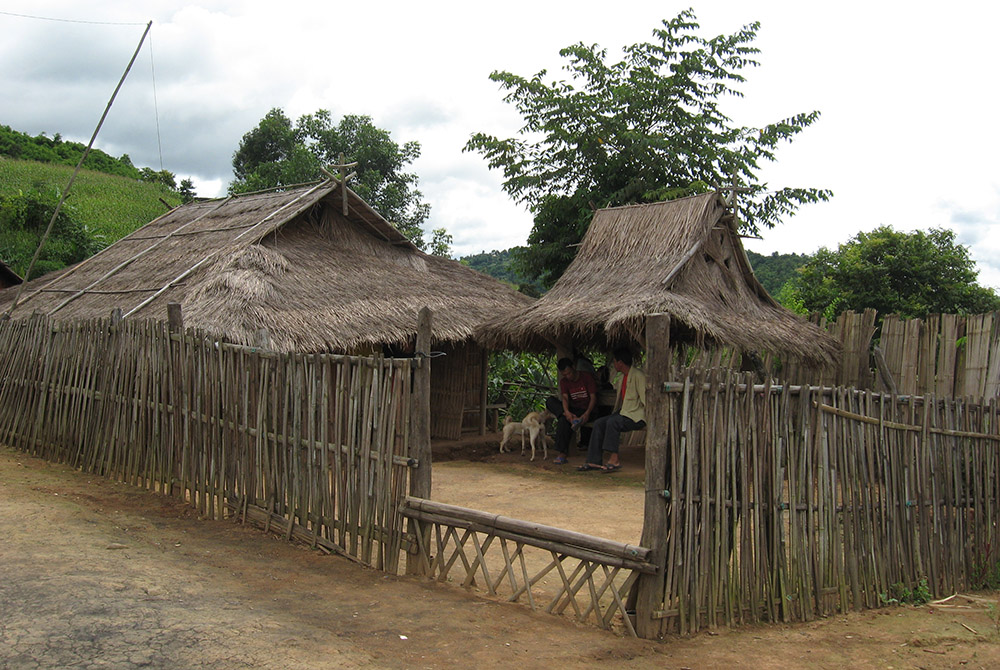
xmin=0 ymin=315 xmax=415 ymax=571
xmin=647 ymin=368 xmax=1000 ymax=635
xmin=783 ymin=310 xmax=1000 ymax=398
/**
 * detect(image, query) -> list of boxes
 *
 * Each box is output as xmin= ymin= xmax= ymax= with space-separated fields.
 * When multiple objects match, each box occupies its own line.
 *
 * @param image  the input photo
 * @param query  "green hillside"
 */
xmin=745 ymin=249 xmax=809 ymax=297
xmin=0 ymin=158 xmax=180 ymax=243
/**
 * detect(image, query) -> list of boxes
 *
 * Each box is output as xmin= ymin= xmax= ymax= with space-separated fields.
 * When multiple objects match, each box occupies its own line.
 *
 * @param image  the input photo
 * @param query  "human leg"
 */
xmin=554 ymin=415 xmax=573 ymax=455
xmin=585 ymin=415 xmax=612 ymax=467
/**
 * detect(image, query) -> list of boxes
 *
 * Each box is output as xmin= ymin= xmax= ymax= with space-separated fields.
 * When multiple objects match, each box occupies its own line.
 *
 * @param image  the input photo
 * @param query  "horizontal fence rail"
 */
xmin=0 ymin=315 xmax=415 ymax=571
xmin=401 ymin=498 xmax=653 ymax=637
xmin=647 ymin=368 xmax=1000 ymax=636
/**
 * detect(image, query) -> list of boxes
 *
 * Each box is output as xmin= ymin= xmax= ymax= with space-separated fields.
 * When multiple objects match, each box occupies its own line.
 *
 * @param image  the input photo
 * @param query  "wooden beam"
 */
xmin=635 ymin=312 xmax=670 ymax=639
xmin=406 ymin=306 xmax=433 ymax=575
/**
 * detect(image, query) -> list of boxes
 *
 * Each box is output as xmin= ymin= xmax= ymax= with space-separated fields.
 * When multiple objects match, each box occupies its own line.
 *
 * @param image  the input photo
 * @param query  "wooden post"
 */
xmin=406 ymin=307 xmax=433 ymax=575
xmin=479 ymin=347 xmax=489 ymax=436
xmin=255 ymin=327 xmax=271 ymax=351
xmin=110 ymin=307 xmax=123 ymax=325
xmin=167 ymin=303 xmax=183 ymax=333
xmin=636 ymin=313 xmax=671 ymax=639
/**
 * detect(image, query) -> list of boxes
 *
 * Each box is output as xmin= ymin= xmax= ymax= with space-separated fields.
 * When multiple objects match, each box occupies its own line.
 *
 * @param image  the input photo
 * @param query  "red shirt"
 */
xmin=559 ymin=371 xmax=596 ymax=413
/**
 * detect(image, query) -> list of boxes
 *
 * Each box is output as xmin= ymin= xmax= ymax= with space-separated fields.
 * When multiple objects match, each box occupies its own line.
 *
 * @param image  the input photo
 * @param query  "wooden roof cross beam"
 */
xmin=320 ymin=153 xmax=358 ymax=216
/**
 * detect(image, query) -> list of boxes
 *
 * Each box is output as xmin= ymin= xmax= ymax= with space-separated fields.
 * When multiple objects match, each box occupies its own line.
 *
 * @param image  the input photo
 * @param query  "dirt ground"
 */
xmin=2 ymin=441 xmax=999 ymax=670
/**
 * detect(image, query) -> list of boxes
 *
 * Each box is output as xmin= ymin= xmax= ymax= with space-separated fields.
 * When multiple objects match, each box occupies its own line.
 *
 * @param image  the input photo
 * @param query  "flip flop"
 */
xmin=601 ymin=463 xmax=622 ymax=473
xmin=553 ymin=455 xmax=568 ymax=464
xmin=576 ymin=463 xmax=602 ymax=472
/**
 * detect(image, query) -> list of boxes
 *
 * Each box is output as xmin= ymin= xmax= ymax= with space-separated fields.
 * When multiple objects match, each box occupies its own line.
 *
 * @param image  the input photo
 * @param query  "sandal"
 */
xmin=601 ymin=463 xmax=622 ymax=473
xmin=553 ymin=455 xmax=568 ymax=464
xmin=576 ymin=463 xmax=602 ymax=472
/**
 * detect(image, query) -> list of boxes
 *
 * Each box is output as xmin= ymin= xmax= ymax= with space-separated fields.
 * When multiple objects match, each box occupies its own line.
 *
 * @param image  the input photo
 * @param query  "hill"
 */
xmin=460 ymin=249 xmax=543 ymax=296
xmin=745 ymin=249 xmax=809 ymax=297
xmin=0 ymin=158 xmax=180 ymax=243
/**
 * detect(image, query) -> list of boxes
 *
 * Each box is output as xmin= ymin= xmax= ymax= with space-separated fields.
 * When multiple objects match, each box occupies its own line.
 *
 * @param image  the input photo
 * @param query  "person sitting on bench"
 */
xmin=578 ymin=348 xmax=645 ymax=473
xmin=546 ymin=358 xmax=597 ymax=464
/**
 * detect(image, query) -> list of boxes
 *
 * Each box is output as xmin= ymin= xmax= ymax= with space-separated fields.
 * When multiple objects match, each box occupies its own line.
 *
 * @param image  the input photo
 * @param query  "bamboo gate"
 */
xmin=0 ymin=313 xmax=417 ymax=570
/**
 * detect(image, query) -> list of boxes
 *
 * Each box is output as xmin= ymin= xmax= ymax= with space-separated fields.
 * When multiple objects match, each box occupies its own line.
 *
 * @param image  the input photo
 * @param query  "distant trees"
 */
xmin=780 ymin=226 xmax=1000 ymax=319
xmin=230 ymin=109 xmax=437 ymax=250
xmin=0 ymin=189 xmax=104 ymax=280
xmin=466 ymin=10 xmax=830 ymax=288
xmin=460 ymin=248 xmax=543 ymax=296
xmin=744 ymin=250 xmax=809 ymax=296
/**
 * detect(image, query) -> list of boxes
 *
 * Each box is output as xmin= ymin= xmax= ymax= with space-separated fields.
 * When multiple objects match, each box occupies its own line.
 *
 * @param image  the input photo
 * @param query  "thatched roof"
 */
xmin=0 ymin=260 xmax=21 ymax=288
xmin=0 ymin=180 xmax=533 ymax=352
xmin=478 ymin=192 xmax=839 ymax=366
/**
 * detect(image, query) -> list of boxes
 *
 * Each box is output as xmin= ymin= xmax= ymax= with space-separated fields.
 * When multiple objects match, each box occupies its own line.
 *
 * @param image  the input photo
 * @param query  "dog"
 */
xmin=499 ymin=410 xmax=555 ymax=461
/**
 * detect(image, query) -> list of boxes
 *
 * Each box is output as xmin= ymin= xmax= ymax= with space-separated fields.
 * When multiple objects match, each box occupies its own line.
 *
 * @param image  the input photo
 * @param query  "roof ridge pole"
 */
xmin=5 ymin=20 xmax=153 ymax=319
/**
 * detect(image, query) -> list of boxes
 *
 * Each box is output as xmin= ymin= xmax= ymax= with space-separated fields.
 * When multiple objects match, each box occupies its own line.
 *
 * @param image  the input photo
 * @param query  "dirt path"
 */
xmin=2 ymin=445 xmax=998 ymax=670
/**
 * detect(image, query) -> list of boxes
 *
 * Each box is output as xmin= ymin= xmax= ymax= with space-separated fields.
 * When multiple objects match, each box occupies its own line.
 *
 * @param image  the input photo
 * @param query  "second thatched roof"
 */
xmin=0 ymin=180 xmax=533 ymax=352
xmin=478 ymin=192 xmax=839 ymax=366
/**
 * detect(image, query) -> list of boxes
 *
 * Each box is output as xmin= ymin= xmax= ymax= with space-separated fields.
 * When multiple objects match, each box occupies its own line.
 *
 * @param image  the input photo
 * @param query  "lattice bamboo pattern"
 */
xmin=652 ymin=369 xmax=1000 ymax=635
xmin=400 ymin=498 xmax=654 ymax=636
xmin=0 ymin=315 xmax=414 ymax=570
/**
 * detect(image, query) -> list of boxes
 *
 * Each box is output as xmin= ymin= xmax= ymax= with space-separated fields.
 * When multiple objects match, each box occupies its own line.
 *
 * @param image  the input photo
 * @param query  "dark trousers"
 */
xmin=546 ymin=396 xmax=595 ymax=455
xmin=586 ymin=413 xmax=645 ymax=464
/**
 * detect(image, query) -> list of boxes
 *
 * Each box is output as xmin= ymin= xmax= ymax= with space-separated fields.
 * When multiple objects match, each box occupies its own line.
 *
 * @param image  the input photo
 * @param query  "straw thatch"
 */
xmin=0 ymin=180 xmax=533 ymax=352
xmin=0 ymin=260 xmax=21 ymax=289
xmin=478 ymin=192 xmax=839 ymax=366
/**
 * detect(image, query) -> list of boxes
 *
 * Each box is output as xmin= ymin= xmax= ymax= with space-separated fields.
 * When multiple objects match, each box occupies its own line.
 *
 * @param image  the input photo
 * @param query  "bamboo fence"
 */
xmin=0 ymin=315 xmax=416 ymax=571
xmin=644 ymin=368 xmax=1000 ymax=636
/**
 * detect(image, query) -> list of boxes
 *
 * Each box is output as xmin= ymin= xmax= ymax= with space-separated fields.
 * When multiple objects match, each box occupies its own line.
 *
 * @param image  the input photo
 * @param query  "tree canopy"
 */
xmin=465 ymin=10 xmax=830 ymax=287
xmin=779 ymin=226 xmax=1000 ymax=320
xmin=230 ymin=109 xmax=436 ymax=251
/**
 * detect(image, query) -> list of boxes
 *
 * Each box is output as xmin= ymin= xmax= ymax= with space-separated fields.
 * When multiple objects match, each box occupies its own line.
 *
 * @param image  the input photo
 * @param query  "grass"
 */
xmin=0 ymin=157 xmax=182 ymax=243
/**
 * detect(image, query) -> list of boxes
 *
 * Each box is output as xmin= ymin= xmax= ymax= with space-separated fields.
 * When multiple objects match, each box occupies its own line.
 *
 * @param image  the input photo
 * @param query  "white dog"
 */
xmin=499 ymin=410 xmax=555 ymax=461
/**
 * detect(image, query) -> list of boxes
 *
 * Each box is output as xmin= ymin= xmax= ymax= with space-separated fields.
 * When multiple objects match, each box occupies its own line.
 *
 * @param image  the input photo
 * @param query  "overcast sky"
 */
xmin=2 ymin=1 xmax=998 ymax=288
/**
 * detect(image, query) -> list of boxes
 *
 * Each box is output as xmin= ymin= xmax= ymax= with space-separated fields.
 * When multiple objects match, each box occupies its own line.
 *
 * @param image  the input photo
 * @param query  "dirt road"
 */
xmin=2 ymin=445 xmax=998 ymax=669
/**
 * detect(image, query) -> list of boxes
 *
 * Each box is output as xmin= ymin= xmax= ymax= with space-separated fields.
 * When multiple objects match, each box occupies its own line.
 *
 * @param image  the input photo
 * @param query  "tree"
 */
xmin=230 ymin=109 xmax=433 ymax=249
xmin=0 ymin=189 xmax=104 ymax=280
xmin=428 ymin=228 xmax=453 ymax=258
xmin=465 ymin=10 xmax=831 ymax=287
xmin=780 ymin=226 xmax=1000 ymax=320
xmin=178 ymin=178 xmax=197 ymax=204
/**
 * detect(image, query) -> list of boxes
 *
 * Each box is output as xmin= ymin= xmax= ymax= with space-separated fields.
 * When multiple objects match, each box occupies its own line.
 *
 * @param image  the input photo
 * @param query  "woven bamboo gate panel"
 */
xmin=652 ymin=369 xmax=1000 ymax=635
xmin=0 ymin=316 xmax=414 ymax=571
xmin=400 ymin=498 xmax=655 ymax=637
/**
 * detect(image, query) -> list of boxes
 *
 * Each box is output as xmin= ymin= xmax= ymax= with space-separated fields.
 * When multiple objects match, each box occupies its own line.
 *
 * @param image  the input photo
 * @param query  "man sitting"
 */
xmin=578 ymin=348 xmax=645 ymax=472
xmin=547 ymin=358 xmax=597 ymax=464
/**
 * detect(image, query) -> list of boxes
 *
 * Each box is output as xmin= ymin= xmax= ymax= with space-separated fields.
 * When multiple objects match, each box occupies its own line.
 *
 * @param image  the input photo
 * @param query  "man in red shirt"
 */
xmin=548 ymin=358 xmax=597 ymax=464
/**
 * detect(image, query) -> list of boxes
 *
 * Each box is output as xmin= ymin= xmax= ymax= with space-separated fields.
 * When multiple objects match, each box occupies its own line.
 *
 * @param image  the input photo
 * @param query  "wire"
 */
xmin=0 ymin=10 xmax=146 ymax=26
xmin=148 ymin=30 xmax=163 ymax=171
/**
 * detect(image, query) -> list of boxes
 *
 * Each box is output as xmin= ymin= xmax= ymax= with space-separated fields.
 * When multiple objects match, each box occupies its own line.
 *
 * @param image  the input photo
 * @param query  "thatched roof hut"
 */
xmin=0 ymin=260 xmax=21 ymax=290
xmin=1 ymin=180 xmax=532 ymax=351
xmin=0 ymin=180 xmax=534 ymax=438
xmin=478 ymin=192 xmax=839 ymax=367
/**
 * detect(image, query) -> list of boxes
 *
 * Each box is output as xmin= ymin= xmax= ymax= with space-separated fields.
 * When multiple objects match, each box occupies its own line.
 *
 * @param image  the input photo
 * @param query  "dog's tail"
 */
xmin=503 ymin=414 xmax=513 ymax=426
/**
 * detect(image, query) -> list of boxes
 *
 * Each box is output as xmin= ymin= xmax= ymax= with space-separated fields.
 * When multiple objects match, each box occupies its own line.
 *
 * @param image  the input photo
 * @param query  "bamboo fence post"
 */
xmin=636 ymin=313 xmax=670 ymax=639
xmin=406 ymin=306 xmax=433 ymax=576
